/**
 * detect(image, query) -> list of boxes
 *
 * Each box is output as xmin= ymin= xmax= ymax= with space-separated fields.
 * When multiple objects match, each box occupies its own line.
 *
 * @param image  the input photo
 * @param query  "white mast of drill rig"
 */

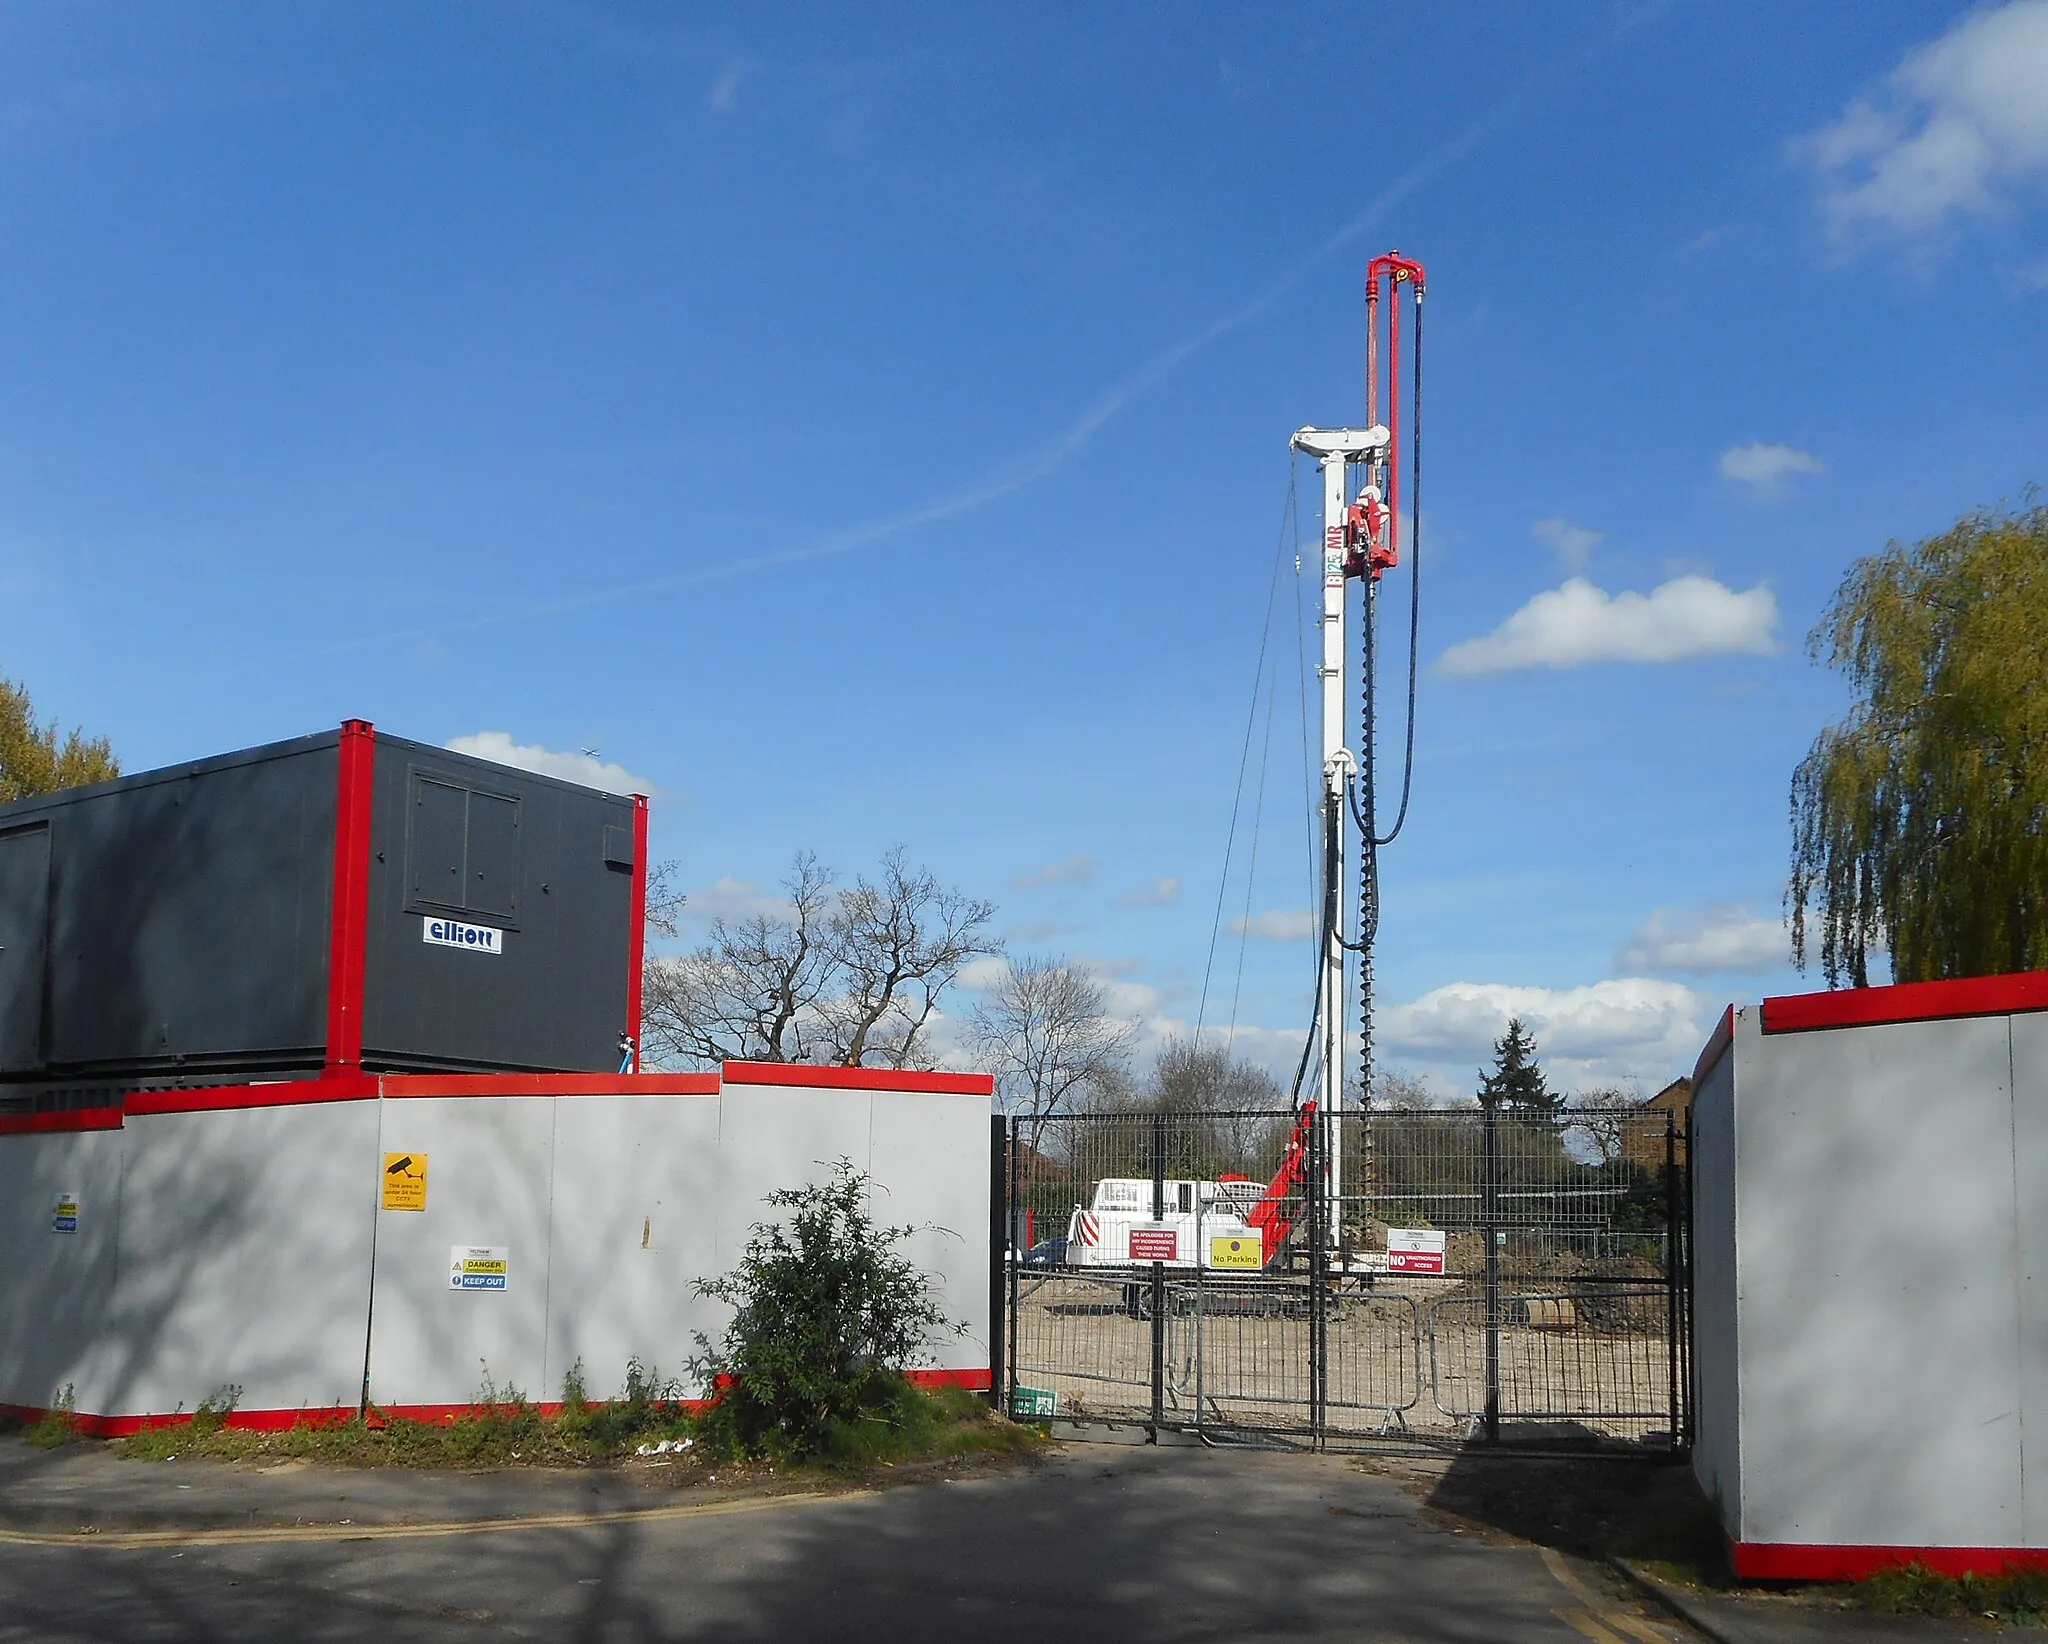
xmin=1288 ymin=423 xmax=1389 ymax=1241
xmin=1290 ymin=251 xmax=1426 ymax=1255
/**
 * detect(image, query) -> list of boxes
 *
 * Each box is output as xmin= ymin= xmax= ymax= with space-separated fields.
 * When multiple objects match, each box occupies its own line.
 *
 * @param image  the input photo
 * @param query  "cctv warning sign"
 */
xmin=382 ymin=1153 xmax=428 ymax=1212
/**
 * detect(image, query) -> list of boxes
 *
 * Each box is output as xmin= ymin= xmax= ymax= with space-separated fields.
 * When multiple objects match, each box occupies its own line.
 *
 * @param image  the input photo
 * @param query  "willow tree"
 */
xmin=0 ymin=677 xmax=118 ymax=803
xmin=1789 ymin=498 xmax=2048 ymax=986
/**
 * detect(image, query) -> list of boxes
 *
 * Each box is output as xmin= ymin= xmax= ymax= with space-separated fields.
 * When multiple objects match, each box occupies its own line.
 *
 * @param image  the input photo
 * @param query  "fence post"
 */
xmin=989 ymin=1114 xmax=1008 ymax=1414
xmin=1309 ymin=1103 xmax=1329 ymax=1446
xmin=1671 ymin=1108 xmax=1692 ymax=1453
xmin=1482 ymin=1095 xmax=1501 ymax=1444
xmin=1150 ymin=1112 xmax=1166 ymax=1438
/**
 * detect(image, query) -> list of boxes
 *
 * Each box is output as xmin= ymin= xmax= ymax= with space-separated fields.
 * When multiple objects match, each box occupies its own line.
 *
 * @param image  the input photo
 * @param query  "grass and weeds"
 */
xmin=105 ymin=1367 xmax=1036 ymax=1482
xmin=1851 ymin=1562 xmax=2048 ymax=1624
xmin=25 ymin=1384 xmax=85 ymax=1450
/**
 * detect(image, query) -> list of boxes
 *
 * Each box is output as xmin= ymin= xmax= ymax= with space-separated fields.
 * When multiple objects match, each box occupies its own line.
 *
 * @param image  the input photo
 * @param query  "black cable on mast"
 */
xmin=1376 ymin=284 xmax=1423 ymax=848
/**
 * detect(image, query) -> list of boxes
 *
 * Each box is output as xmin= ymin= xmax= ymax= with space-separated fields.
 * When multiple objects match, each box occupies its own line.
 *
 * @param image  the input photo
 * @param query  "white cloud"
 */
xmin=1718 ymin=441 xmax=1827 ymax=495
xmin=1619 ymin=905 xmax=1788 ymax=976
xmin=1382 ymin=978 xmax=1707 ymax=1089
xmin=708 ymin=64 xmax=745 ymax=113
xmin=1229 ymin=908 xmax=1314 ymax=942
xmin=1116 ymin=876 xmax=1182 ymax=908
xmin=1531 ymin=515 xmax=1602 ymax=572
xmin=1796 ymin=1 xmax=2048 ymax=243
xmin=1436 ymin=576 xmax=1779 ymax=675
xmin=676 ymin=875 xmax=793 ymax=926
xmin=444 ymin=732 xmax=653 ymax=796
xmin=954 ymin=955 xmax=1012 ymax=994
xmin=1013 ymin=852 xmax=1095 ymax=890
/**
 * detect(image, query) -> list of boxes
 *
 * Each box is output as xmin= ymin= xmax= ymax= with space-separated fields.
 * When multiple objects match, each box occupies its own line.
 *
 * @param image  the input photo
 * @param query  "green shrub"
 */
xmin=690 ymin=1159 xmax=963 ymax=1460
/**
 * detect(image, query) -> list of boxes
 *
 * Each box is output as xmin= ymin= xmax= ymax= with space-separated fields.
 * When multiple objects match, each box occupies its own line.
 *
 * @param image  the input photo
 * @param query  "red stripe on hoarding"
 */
xmin=125 ymin=1075 xmax=377 ymax=1116
xmin=722 ymin=1061 xmax=996 ymax=1096
xmin=0 ymin=1106 xmax=124 ymax=1136
xmin=0 ymin=1403 xmax=362 ymax=1438
xmin=1762 ymin=969 xmax=2048 ymax=1035
xmin=379 ymin=1072 xmax=720 ymax=1099
xmin=905 ymin=1367 xmax=993 ymax=1392
xmin=626 ymin=794 xmax=648 ymax=1074
xmin=1732 ymin=1540 xmax=2048 ymax=1581
xmin=5 ymin=1372 xmax=995 ymax=1438
xmin=1692 ymin=1004 xmax=1736 ymax=1088
xmin=325 ymin=719 xmax=377 ymax=1072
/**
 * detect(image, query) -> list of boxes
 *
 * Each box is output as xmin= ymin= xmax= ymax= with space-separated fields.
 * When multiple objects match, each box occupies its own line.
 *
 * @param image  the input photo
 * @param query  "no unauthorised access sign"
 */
xmin=1387 ymin=1227 xmax=1446 ymax=1275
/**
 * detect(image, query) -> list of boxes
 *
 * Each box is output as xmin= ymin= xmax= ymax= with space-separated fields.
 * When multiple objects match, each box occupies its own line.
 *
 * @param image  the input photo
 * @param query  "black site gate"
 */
xmin=993 ymin=1105 xmax=1689 ymax=1451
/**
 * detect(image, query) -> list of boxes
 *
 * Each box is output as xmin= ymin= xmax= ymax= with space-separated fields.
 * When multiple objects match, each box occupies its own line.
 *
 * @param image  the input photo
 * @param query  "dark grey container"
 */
xmin=0 ymin=721 xmax=640 ymax=1099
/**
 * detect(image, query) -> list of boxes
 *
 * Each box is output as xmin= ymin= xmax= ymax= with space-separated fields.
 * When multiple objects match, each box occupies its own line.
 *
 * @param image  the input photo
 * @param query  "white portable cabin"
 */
xmin=1690 ymin=970 xmax=2048 ymax=1579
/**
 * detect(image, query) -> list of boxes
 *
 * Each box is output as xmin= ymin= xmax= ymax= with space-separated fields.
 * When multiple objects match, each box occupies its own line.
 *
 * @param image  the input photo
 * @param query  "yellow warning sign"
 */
xmin=1210 ymin=1234 xmax=1262 ymax=1271
xmin=382 ymin=1152 xmax=428 ymax=1212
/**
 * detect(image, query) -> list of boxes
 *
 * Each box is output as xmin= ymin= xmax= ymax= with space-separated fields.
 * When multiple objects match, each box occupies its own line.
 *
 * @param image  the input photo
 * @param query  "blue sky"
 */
xmin=2 ymin=2 xmax=2043 ymax=1095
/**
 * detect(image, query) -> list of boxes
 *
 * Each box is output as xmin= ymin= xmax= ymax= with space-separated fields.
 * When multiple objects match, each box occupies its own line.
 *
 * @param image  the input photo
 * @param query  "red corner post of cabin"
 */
xmin=626 ymin=793 xmax=649 ymax=1073
xmin=324 ymin=718 xmax=377 ymax=1078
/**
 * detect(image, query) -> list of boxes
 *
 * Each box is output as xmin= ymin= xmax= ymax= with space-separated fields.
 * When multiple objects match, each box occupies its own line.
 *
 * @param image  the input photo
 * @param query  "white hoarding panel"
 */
xmin=716 ymin=1083 xmax=876 ymax=1272
xmin=1688 ymin=1014 xmax=1743 ymax=1540
xmin=367 ymin=1096 xmax=555 ymax=1409
xmin=0 ymin=1124 xmax=126 ymax=1412
xmin=102 ymin=1101 xmax=379 ymax=1421
xmin=543 ymin=1094 xmax=725 ymax=1400
xmin=1738 ymin=1014 xmax=2022 ymax=1549
xmin=869 ymin=1090 xmax=989 ymax=1377
xmin=2012 ymin=1012 xmax=2048 ymax=1546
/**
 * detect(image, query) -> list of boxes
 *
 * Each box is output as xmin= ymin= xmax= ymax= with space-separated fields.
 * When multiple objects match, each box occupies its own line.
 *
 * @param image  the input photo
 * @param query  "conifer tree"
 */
xmin=1479 ymin=1017 xmax=1555 ymax=1112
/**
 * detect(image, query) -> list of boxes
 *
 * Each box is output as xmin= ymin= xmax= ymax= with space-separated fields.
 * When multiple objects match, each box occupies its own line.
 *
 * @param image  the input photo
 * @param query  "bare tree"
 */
xmin=1143 ymin=1037 xmax=1289 ymax=1178
xmin=641 ymin=854 xmax=837 ymax=1066
xmin=970 ymin=956 xmax=1138 ymax=1143
xmin=641 ymin=849 xmax=996 ymax=1070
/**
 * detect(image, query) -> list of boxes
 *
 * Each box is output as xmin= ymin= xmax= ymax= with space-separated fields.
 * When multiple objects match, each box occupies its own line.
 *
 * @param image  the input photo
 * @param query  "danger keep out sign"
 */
xmin=1387 ymin=1227 xmax=1447 ymax=1275
xmin=450 ymin=1246 xmax=510 ymax=1291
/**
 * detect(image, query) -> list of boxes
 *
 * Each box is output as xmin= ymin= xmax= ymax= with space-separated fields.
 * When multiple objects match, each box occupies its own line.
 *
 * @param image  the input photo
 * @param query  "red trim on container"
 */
xmin=1762 ymin=969 xmax=2048 ymax=1035
xmin=722 ymin=1061 xmax=996 ymax=1096
xmin=626 ymin=794 xmax=648 ymax=1074
xmin=905 ymin=1367 xmax=993 ymax=1392
xmin=0 ymin=1106 xmax=124 ymax=1136
xmin=1731 ymin=1539 xmax=2048 ymax=1582
xmin=125 ymin=1075 xmax=377 ymax=1116
xmin=1692 ymin=1005 xmax=1736 ymax=1089
xmin=379 ymin=1072 xmax=719 ymax=1099
xmin=324 ymin=719 xmax=377 ymax=1072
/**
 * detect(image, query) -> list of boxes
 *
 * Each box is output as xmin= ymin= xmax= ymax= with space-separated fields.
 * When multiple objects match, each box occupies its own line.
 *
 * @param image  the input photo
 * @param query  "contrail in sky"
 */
xmin=343 ymin=2 xmax=1675 ymax=655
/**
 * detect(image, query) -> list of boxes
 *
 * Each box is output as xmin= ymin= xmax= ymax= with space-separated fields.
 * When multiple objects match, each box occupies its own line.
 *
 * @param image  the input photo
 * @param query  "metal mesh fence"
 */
xmin=1003 ymin=1103 xmax=1687 ymax=1451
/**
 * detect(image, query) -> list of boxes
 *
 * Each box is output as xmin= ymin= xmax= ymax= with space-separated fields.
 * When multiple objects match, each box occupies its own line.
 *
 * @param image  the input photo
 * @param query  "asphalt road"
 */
xmin=0 ymin=1443 xmax=1692 ymax=1643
